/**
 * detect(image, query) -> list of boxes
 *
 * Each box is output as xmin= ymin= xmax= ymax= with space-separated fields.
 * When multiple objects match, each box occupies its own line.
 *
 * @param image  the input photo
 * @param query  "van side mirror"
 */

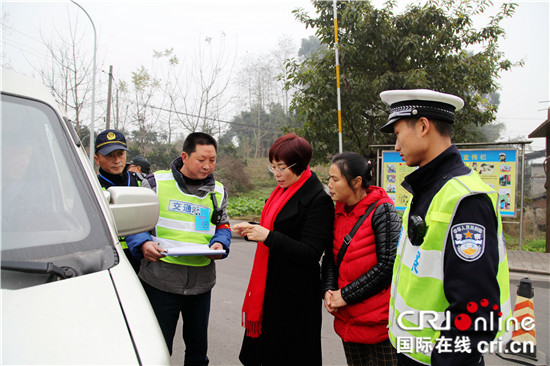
xmin=107 ymin=187 xmax=159 ymax=236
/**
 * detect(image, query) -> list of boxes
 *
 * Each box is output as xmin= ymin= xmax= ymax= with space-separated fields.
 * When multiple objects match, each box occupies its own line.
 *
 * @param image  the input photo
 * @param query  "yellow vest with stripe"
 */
xmin=388 ymin=172 xmax=512 ymax=365
xmin=155 ymin=170 xmax=225 ymax=267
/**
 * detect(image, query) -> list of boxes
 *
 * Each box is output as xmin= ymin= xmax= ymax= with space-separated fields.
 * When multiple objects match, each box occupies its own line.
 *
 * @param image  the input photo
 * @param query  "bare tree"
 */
xmin=112 ymin=79 xmax=132 ymax=131
xmin=128 ymin=66 xmax=163 ymax=148
xmin=35 ymin=11 xmax=98 ymax=137
xmin=271 ymin=35 xmax=297 ymax=114
xmin=153 ymin=48 xmax=181 ymax=145
xmin=1 ymin=11 xmax=13 ymax=68
xmin=156 ymin=33 xmax=236 ymax=137
xmin=235 ymin=54 xmax=284 ymax=158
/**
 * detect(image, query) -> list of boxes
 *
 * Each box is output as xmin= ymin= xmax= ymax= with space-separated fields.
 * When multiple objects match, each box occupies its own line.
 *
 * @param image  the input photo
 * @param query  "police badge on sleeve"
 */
xmin=451 ymin=223 xmax=485 ymax=262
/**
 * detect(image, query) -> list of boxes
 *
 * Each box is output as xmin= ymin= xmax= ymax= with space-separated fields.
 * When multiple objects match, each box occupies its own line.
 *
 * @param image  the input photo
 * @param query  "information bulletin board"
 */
xmin=381 ymin=149 xmax=517 ymax=217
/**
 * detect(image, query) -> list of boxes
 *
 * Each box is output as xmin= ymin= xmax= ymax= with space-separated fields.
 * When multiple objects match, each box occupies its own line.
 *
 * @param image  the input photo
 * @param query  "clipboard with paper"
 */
xmin=153 ymin=236 xmax=226 ymax=256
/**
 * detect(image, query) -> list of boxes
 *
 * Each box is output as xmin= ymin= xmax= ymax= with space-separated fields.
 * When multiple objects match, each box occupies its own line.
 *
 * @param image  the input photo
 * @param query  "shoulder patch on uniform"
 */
xmin=451 ymin=223 xmax=485 ymax=262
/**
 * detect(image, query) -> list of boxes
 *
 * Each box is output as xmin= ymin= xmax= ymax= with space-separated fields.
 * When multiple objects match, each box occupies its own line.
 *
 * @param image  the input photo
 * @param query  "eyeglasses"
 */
xmin=268 ymin=163 xmax=296 ymax=174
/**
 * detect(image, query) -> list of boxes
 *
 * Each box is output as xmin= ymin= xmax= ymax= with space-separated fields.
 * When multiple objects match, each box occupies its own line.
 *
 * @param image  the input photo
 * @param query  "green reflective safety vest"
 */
xmin=388 ymin=171 xmax=512 ymax=365
xmin=119 ymin=236 xmax=128 ymax=250
xmin=154 ymin=170 xmax=225 ymax=267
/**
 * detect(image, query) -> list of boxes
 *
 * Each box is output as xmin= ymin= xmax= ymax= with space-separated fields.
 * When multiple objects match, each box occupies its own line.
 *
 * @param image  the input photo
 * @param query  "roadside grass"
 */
xmin=503 ymin=220 xmax=546 ymax=252
xmin=504 ymin=233 xmax=546 ymax=252
xmin=227 ymin=196 xmax=266 ymax=221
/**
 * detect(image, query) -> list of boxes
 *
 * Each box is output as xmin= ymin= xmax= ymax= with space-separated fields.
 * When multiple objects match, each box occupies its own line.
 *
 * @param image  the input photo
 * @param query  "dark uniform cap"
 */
xmin=379 ymin=89 xmax=464 ymax=133
xmin=95 ymin=129 xmax=128 ymax=155
xmin=127 ymin=155 xmax=151 ymax=174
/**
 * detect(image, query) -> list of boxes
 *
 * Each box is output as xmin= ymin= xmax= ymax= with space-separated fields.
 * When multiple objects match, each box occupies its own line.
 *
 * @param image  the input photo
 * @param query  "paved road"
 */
xmin=170 ymin=237 xmax=346 ymax=365
xmin=169 ymin=237 xmax=549 ymax=365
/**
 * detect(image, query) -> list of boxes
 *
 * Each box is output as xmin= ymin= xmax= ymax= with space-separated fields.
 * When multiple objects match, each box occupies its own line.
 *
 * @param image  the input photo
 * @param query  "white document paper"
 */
xmin=152 ymin=236 xmax=226 ymax=257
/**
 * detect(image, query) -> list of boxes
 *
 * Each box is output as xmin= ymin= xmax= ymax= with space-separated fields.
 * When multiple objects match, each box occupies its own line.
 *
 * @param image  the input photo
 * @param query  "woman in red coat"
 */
xmin=322 ymin=151 xmax=401 ymax=366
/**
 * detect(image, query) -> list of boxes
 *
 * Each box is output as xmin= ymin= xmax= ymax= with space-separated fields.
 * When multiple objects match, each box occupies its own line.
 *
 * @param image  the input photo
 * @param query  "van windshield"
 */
xmin=1 ymin=94 xmax=116 ymax=288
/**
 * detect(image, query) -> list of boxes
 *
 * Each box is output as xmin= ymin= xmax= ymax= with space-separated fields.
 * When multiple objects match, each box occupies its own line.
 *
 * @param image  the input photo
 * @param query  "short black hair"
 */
xmin=404 ymin=117 xmax=452 ymax=137
xmin=127 ymin=155 xmax=151 ymax=174
xmin=182 ymin=132 xmax=217 ymax=155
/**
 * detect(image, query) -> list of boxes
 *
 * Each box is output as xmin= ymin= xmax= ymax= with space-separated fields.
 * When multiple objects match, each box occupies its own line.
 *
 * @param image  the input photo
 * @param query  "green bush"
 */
xmin=227 ymin=196 xmax=265 ymax=219
xmin=216 ymin=156 xmax=254 ymax=194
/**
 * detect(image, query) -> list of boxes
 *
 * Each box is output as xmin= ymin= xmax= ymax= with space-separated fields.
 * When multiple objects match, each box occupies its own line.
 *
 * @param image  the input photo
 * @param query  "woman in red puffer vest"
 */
xmin=322 ymin=152 xmax=401 ymax=366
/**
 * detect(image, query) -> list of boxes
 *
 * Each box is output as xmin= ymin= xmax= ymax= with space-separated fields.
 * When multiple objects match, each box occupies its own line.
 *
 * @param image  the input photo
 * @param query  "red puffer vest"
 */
xmin=332 ymin=186 xmax=393 ymax=344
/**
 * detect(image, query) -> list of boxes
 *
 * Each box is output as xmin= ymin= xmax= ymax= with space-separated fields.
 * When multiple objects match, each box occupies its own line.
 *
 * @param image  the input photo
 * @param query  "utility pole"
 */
xmin=546 ymin=106 xmax=550 ymax=253
xmin=333 ymin=0 xmax=343 ymax=153
xmin=115 ymin=89 xmax=119 ymax=130
xmin=70 ymin=0 xmax=96 ymax=165
xmin=546 ymin=122 xmax=549 ymax=253
xmin=106 ymin=65 xmax=113 ymax=129
xmin=528 ymin=103 xmax=550 ymax=253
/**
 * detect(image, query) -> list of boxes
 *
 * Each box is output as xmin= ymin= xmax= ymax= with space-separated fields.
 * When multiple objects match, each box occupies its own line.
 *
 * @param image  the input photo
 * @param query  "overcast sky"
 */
xmin=3 ymin=0 xmax=549 ymax=151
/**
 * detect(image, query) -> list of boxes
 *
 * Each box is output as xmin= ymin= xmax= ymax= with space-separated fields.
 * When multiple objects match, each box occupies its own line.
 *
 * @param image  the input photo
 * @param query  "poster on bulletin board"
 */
xmin=381 ymin=149 xmax=517 ymax=217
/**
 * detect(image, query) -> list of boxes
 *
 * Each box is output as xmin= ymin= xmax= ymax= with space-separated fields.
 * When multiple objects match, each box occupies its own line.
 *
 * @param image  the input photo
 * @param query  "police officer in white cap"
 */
xmin=379 ymin=90 xmax=512 ymax=365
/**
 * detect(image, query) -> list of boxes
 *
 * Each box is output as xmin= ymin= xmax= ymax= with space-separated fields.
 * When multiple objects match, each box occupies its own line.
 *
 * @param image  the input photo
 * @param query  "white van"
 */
xmin=1 ymin=69 xmax=171 ymax=365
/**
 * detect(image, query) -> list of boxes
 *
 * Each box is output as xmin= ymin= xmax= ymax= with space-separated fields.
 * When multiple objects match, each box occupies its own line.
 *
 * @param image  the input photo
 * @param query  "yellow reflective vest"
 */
xmin=154 ymin=170 xmax=225 ymax=267
xmin=388 ymin=172 xmax=512 ymax=365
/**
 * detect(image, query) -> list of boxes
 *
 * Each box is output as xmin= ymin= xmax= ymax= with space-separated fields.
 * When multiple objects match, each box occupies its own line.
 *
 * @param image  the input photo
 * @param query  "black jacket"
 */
xmin=97 ymin=167 xmax=143 ymax=189
xmin=239 ymin=171 xmax=334 ymax=366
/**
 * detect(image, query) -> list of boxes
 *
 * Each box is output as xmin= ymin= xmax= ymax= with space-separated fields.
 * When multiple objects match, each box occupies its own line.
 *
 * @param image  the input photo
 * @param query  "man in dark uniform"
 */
xmin=379 ymin=89 xmax=512 ymax=365
xmin=127 ymin=155 xmax=151 ymax=175
xmin=94 ymin=129 xmax=144 ymax=273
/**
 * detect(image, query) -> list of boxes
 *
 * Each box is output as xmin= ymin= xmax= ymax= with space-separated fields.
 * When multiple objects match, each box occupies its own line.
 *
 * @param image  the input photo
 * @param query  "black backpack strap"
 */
xmin=335 ymin=200 xmax=379 ymax=270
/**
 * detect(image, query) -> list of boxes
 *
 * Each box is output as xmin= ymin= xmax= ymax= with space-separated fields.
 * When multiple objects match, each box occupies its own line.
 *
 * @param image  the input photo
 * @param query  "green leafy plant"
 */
xmin=504 ymin=233 xmax=546 ymax=252
xmin=227 ymin=196 xmax=266 ymax=219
